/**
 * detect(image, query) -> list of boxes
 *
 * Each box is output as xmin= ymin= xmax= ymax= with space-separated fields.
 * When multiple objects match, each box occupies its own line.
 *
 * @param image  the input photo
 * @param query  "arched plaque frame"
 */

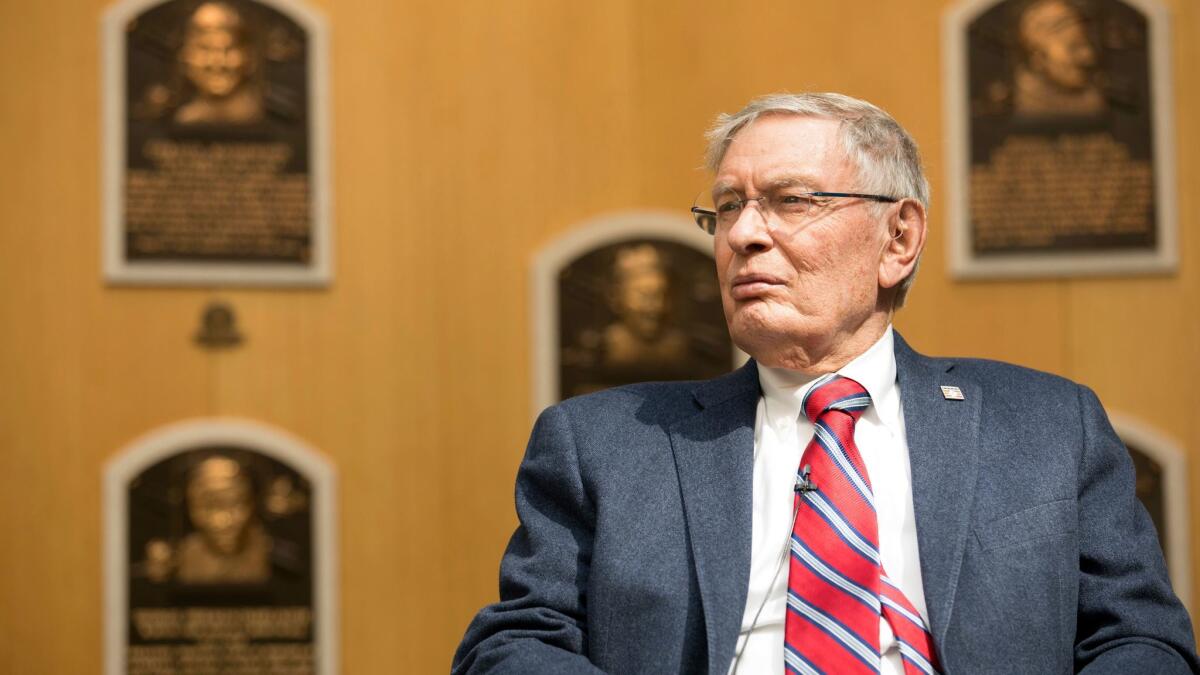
xmin=101 ymin=0 xmax=333 ymax=286
xmin=103 ymin=418 xmax=338 ymax=674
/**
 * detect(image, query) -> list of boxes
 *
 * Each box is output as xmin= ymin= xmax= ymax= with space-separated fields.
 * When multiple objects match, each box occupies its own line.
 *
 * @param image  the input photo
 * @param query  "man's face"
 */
xmin=713 ymin=115 xmax=890 ymax=365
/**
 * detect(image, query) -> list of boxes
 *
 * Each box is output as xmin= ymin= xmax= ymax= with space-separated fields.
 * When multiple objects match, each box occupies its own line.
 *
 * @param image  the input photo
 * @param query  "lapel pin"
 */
xmin=940 ymin=385 xmax=965 ymax=401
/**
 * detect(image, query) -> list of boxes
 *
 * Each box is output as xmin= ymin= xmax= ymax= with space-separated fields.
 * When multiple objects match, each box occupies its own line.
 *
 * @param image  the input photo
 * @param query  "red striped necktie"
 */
xmin=784 ymin=374 xmax=940 ymax=675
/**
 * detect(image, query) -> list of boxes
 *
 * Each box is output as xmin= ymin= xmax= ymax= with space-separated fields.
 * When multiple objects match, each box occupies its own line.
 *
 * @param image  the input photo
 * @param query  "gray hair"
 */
xmin=703 ymin=92 xmax=929 ymax=307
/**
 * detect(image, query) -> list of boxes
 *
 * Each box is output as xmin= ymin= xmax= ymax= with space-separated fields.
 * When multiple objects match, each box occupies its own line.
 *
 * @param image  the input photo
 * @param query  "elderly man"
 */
xmin=453 ymin=93 xmax=1197 ymax=674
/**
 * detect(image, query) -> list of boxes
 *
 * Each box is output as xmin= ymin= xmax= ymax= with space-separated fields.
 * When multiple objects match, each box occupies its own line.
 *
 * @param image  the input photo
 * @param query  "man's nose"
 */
xmin=724 ymin=202 xmax=773 ymax=255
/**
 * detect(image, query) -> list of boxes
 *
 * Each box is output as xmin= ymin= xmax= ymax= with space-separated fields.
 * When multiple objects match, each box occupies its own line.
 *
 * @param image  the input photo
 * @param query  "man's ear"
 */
xmin=878 ymin=199 xmax=927 ymax=291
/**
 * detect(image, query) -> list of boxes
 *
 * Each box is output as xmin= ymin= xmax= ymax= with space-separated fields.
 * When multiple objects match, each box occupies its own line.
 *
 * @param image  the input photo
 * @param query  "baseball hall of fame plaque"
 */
xmin=102 ymin=0 xmax=331 ymax=286
xmin=944 ymin=0 xmax=1175 ymax=278
xmin=105 ymin=420 xmax=337 ymax=674
xmin=531 ymin=212 xmax=741 ymax=413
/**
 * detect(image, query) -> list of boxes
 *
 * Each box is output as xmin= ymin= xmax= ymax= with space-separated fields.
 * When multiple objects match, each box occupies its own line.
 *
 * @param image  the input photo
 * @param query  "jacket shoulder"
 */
xmin=553 ymin=378 xmax=702 ymax=423
xmin=550 ymin=362 xmax=758 ymax=426
xmin=915 ymin=352 xmax=1093 ymax=414
xmin=950 ymin=356 xmax=1080 ymax=390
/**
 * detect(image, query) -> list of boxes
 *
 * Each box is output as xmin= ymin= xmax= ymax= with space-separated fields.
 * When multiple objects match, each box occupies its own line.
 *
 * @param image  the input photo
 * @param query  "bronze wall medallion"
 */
xmin=194 ymin=301 xmax=244 ymax=348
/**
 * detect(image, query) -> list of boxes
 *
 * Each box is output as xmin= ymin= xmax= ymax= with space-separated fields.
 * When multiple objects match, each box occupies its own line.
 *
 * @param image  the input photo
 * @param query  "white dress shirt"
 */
xmin=729 ymin=326 xmax=930 ymax=675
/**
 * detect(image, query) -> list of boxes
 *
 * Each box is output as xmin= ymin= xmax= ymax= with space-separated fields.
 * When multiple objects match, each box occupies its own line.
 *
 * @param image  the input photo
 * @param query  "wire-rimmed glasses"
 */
xmin=691 ymin=187 xmax=899 ymax=235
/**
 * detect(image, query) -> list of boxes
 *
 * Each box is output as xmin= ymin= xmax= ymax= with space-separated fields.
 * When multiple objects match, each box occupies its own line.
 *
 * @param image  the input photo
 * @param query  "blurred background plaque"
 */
xmin=944 ymin=0 xmax=1175 ymax=278
xmin=531 ymin=212 xmax=739 ymax=411
xmin=106 ymin=421 xmax=337 ymax=675
xmin=557 ymin=240 xmax=732 ymax=399
xmin=103 ymin=0 xmax=331 ymax=286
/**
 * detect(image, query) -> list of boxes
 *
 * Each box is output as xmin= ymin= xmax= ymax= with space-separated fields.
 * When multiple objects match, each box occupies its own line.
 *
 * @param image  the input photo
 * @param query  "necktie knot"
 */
xmin=801 ymin=374 xmax=871 ymax=424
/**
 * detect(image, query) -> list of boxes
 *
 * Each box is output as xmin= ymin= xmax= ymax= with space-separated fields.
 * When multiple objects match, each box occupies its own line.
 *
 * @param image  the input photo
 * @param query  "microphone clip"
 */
xmin=795 ymin=465 xmax=818 ymax=495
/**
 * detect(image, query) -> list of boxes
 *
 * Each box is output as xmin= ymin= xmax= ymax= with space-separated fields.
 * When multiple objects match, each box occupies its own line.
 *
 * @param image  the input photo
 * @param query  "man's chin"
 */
xmin=728 ymin=301 xmax=788 ymax=334
xmin=728 ymin=315 xmax=792 ymax=358
xmin=728 ymin=310 xmax=833 ymax=361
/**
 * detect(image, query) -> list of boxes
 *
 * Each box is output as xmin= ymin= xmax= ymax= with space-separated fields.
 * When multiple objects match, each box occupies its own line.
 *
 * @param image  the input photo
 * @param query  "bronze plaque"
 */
xmin=557 ymin=239 xmax=733 ymax=400
xmin=125 ymin=447 xmax=316 ymax=673
xmin=945 ymin=0 xmax=1174 ymax=277
xmin=103 ymin=0 xmax=330 ymax=285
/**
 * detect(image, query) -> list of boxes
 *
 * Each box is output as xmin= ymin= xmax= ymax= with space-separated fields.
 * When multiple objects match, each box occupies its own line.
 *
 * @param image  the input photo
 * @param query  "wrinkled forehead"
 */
xmin=713 ymin=114 xmax=857 ymax=192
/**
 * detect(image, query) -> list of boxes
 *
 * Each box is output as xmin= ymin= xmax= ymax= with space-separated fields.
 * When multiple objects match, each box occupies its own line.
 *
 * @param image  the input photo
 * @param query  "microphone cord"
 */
xmin=729 ymin=497 xmax=801 ymax=675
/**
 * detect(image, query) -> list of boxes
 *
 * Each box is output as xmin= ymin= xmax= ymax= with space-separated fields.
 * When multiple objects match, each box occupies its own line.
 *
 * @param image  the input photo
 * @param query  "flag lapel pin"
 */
xmin=940 ymin=385 xmax=965 ymax=401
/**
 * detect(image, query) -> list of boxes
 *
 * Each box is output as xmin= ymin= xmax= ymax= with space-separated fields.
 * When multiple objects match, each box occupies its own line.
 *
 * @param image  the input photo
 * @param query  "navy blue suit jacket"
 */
xmin=454 ymin=335 xmax=1198 ymax=673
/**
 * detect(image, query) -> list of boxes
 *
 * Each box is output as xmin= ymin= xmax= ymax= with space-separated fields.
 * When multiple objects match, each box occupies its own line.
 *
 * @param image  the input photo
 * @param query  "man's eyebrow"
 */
xmin=762 ymin=175 xmax=821 ymax=191
xmin=710 ymin=174 xmax=821 ymax=196
xmin=711 ymin=179 xmax=737 ymax=195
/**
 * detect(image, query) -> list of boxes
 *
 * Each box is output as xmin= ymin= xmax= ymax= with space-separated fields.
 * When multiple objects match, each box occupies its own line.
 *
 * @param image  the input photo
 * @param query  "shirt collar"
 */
xmin=757 ymin=326 xmax=897 ymax=426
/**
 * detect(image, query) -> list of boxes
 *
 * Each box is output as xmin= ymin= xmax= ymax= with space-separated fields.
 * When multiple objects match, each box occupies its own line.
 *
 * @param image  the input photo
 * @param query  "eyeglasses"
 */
xmin=690 ymin=188 xmax=899 ymax=235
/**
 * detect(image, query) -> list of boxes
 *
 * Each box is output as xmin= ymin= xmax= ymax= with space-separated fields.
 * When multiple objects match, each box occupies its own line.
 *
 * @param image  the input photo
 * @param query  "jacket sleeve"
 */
xmin=452 ymin=404 xmax=607 ymax=675
xmin=1073 ymin=386 xmax=1199 ymax=674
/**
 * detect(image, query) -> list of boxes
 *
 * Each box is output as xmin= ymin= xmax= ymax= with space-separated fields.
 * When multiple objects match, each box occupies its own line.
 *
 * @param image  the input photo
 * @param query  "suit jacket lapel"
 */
xmin=895 ymin=333 xmax=982 ymax=648
xmin=668 ymin=362 xmax=760 ymax=675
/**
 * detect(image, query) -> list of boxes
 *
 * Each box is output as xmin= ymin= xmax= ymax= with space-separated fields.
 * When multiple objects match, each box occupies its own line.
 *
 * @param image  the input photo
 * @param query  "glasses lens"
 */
xmin=770 ymin=190 xmax=820 ymax=223
xmin=692 ymin=188 xmax=749 ymax=235
xmin=691 ymin=190 xmax=718 ymax=235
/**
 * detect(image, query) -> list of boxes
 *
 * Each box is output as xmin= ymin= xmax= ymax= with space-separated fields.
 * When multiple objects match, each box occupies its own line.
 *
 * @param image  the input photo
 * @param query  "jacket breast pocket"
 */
xmin=975 ymin=498 xmax=1076 ymax=552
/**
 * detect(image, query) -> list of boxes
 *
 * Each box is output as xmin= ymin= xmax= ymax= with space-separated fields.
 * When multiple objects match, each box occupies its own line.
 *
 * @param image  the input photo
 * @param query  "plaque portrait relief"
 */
xmin=138 ymin=453 xmax=293 ymax=587
xmin=102 ymin=0 xmax=331 ymax=286
xmin=944 ymin=0 xmax=1175 ymax=277
xmin=532 ymin=213 xmax=740 ymax=411
xmin=105 ymin=420 xmax=337 ymax=675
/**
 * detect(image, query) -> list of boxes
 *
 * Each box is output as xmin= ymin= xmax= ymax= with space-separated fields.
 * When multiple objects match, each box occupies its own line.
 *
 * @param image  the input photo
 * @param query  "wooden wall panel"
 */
xmin=0 ymin=0 xmax=1196 ymax=672
xmin=0 ymin=1 xmax=215 ymax=672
